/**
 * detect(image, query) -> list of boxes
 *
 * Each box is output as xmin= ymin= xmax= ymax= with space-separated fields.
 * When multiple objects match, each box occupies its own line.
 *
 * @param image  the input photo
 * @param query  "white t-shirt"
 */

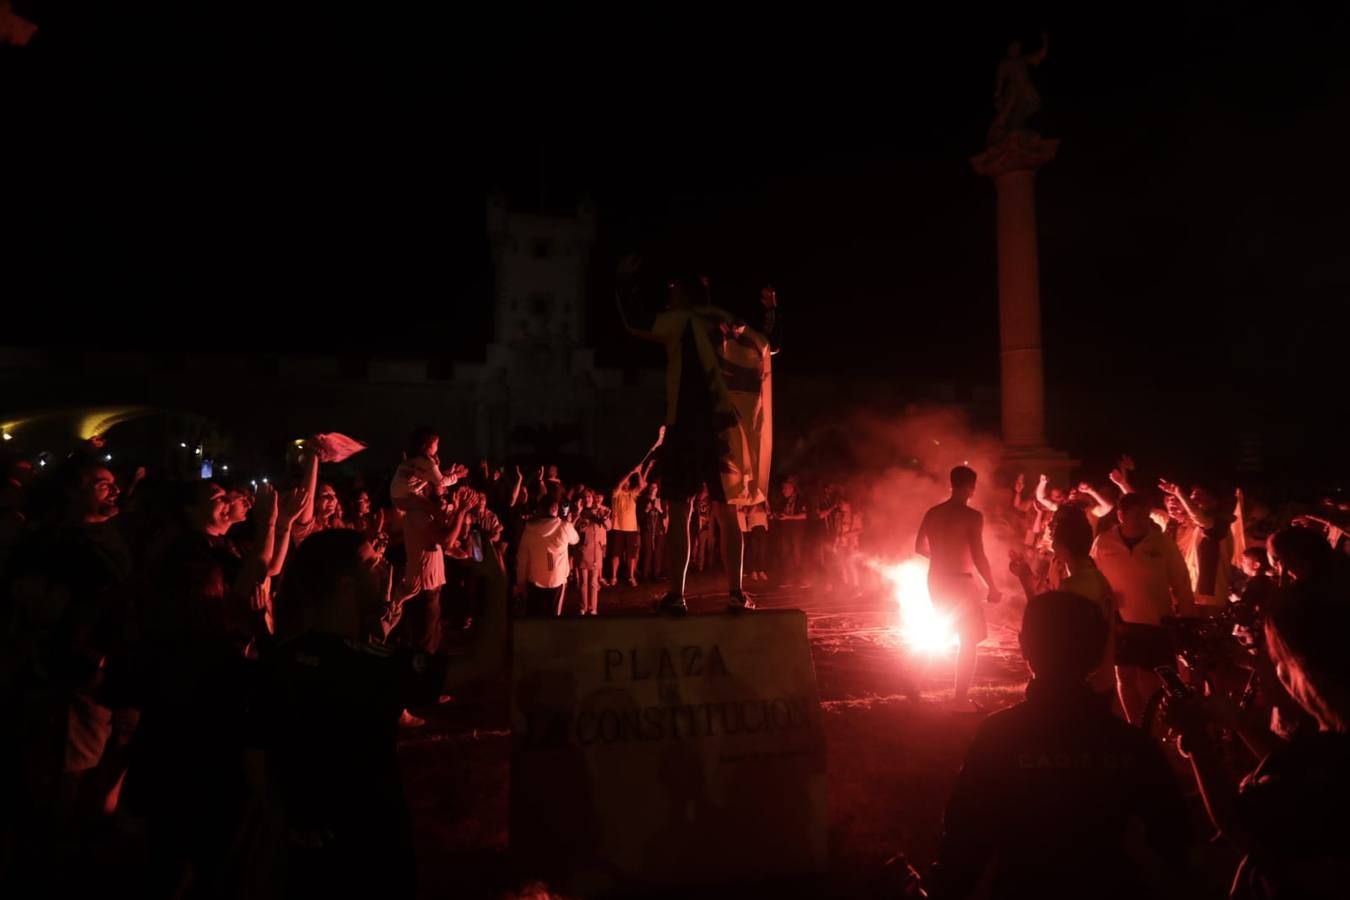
xmin=1091 ymin=526 xmax=1195 ymax=625
xmin=517 ymin=516 xmax=580 ymax=589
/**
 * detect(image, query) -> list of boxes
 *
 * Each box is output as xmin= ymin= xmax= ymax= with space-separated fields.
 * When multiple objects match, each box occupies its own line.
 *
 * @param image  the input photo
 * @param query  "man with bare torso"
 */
xmin=916 ymin=466 xmax=1001 ymax=711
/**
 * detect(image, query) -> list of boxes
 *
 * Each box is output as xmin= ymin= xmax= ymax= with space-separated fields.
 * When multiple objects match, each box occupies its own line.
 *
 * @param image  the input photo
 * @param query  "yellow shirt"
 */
xmin=647 ymin=306 xmax=772 ymax=508
xmin=612 ymin=488 xmax=639 ymax=532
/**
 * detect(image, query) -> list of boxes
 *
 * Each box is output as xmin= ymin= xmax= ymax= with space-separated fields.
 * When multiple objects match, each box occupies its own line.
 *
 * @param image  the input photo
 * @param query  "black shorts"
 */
xmin=607 ymin=530 xmax=640 ymax=562
xmin=664 ymin=322 xmax=731 ymax=505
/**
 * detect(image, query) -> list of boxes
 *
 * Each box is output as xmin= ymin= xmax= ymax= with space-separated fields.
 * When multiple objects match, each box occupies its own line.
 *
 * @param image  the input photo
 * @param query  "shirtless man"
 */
xmin=916 ymin=466 xmax=1001 ymax=710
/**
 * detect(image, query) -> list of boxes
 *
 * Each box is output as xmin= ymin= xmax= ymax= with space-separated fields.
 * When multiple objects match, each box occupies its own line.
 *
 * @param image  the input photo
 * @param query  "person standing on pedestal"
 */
xmin=617 ymin=259 xmax=777 ymax=615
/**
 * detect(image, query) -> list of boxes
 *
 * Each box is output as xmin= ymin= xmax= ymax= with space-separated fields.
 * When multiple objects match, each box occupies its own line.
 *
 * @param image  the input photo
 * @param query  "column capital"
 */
xmin=971 ymin=130 xmax=1060 ymax=179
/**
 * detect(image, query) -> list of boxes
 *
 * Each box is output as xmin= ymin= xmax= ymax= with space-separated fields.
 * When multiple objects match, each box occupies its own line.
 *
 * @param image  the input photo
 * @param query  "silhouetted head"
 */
xmin=950 ymin=466 xmax=977 ymax=502
xmin=1019 ymin=591 xmax=1109 ymax=684
xmin=1116 ymin=492 xmax=1152 ymax=538
xmin=1049 ymin=506 xmax=1093 ymax=560
xmin=408 ymin=426 xmax=439 ymax=459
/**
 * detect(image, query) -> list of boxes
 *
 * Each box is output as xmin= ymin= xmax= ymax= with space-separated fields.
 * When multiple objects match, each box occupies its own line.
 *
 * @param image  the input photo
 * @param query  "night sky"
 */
xmin=4 ymin=5 xmax=1349 ymax=478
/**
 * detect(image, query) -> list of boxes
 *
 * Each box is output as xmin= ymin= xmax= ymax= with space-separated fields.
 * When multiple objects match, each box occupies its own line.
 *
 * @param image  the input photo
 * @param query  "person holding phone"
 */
xmin=515 ymin=494 xmax=579 ymax=617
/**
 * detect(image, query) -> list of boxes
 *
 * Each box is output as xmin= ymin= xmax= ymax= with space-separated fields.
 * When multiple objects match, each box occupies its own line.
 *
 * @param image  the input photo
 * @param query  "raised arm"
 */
xmin=1159 ymin=479 xmax=1215 ymax=530
xmin=124 ymin=466 xmax=147 ymax=501
xmin=614 ymin=456 xmax=642 ymax=494
xmin=1078 ymin=482 xmax=1115 ymax=520
xmin=266 ymin=487 xmax=311 ymax=578
xmin=293 ymin=448 xmax=320 ymax=533
xmin=234 ymin=484 xmax=280 ymax=601
xmin=510 ymin=465 xmax=524 ymax=508
xmin=1035 ymin=473 xmax=1058 ymax=512
xmin=1108 ymin=467 xmax=1134 ymax=497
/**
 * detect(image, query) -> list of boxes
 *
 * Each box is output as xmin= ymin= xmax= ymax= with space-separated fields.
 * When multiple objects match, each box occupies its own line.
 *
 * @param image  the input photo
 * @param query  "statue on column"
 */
xmin=988 ymin=31 xmax=1049 ymax=145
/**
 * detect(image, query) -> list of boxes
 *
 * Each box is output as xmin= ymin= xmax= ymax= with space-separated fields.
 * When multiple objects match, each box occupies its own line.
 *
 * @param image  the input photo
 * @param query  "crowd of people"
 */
xmin=928 ymin=456 xmax=1350 ymax=899
xmin=1 ymin=260 xmax=1345 ymax=898
xmin=3 ymin=425 xmax=1350 ymax=896
xmin=0 ymin=411 xmax=861 ymax=896
xmin=0 ymin=427 xmax=520 ymax=896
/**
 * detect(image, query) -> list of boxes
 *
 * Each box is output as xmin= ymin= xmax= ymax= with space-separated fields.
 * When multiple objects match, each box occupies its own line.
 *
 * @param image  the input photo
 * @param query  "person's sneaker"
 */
xmin=626 ymin=577 xmax=638 ymax=588
xmin=399 ymin=709 xmax=426 ymax=728
xmin=653 ymin=593 xmax=689 ymax=617
xmin=437 ymin=695 xmax=454 ymax=705
xmin=727 ymin=590 xmax=756 ymax=612
xmin=756 ymin=571 xmax=768 ymax=582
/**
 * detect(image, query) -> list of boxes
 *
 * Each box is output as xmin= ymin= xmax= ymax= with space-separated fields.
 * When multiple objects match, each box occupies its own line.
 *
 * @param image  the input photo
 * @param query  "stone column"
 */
xmin=972 ymin=131 xmax=1060 ymax=458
